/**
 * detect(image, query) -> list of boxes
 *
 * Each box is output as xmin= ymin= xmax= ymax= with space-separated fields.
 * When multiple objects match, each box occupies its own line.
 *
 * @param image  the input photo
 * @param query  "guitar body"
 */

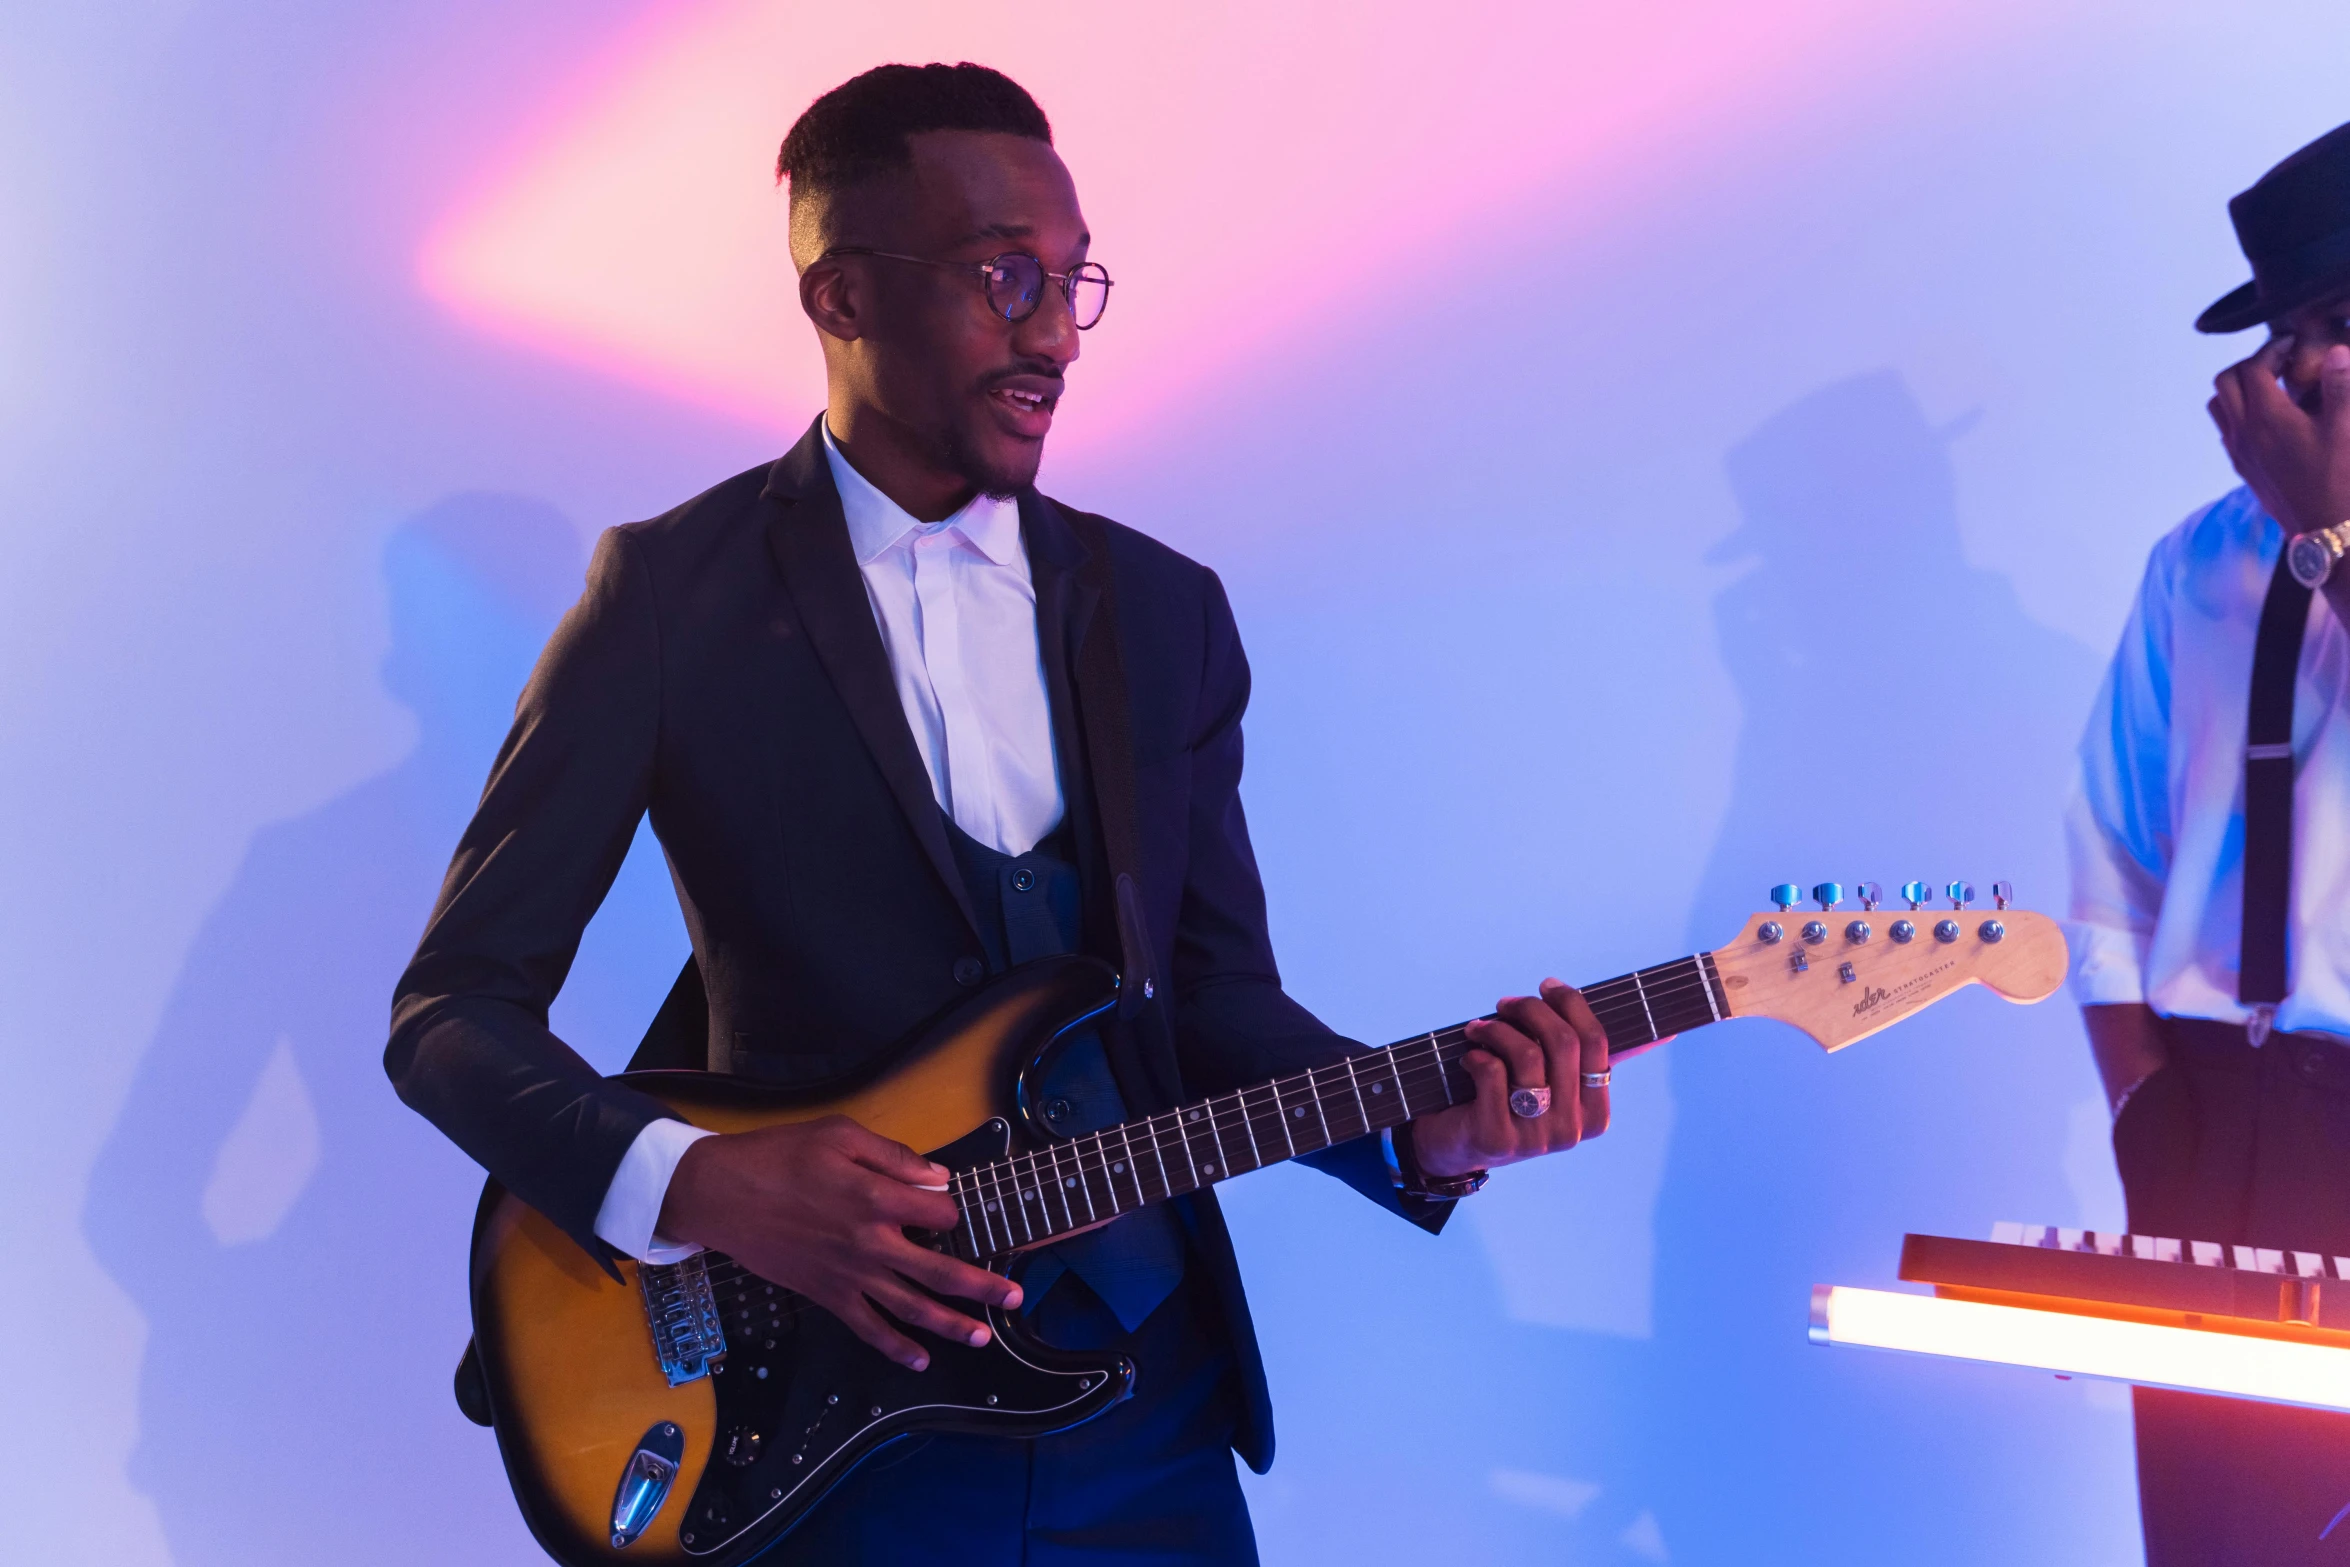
xmin=464 ymin=887 xmax=2069 ymax=1564
xmin=468 ymin=956 xmax=1134 ymax=1567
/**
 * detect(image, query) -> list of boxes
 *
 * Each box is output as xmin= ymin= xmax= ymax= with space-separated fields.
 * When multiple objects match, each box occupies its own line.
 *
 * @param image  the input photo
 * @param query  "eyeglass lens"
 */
xmin=982 ymin=255 xmax=1110 ymax=329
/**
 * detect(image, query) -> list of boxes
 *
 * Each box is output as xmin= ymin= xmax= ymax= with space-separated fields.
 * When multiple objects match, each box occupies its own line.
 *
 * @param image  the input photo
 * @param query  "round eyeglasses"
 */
xmin=822 ymin=247 xmax=1113 ymax=330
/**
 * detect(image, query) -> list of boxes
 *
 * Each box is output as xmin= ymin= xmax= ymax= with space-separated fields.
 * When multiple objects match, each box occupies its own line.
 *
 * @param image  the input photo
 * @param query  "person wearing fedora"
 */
xmin=2071 ymin=119 xmax=2350 ymax=1563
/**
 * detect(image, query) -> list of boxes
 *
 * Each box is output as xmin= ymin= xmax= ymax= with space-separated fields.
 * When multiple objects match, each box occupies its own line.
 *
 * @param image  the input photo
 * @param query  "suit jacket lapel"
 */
xmin=761 ymin=420 xmax=979 ymax=936
xmin=1023 ymin=489 xmax=1102 ymax=907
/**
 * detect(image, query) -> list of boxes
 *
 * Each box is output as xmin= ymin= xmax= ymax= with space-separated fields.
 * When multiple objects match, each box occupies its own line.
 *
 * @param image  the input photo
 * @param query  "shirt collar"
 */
xmin=821 ymin=418 xmax=1024 ymax=568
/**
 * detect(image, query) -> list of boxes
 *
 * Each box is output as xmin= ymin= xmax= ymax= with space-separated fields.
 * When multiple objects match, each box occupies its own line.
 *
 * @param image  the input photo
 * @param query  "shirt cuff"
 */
xmin=2065 ymin=920 xmax=2148 ymax=1008
xmin=593 ymin=1118 xmax=717 ymax=1264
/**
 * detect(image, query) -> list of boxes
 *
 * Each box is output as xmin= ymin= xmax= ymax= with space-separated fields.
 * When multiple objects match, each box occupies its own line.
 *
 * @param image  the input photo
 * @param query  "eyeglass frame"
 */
xmin=818 ymin=246 xmax=1114 ymax=329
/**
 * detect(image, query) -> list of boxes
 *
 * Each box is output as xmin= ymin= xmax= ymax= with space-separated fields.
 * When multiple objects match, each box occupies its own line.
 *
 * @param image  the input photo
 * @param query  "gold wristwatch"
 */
xmin=2287 ymin=520 xmax=2350 ymax=589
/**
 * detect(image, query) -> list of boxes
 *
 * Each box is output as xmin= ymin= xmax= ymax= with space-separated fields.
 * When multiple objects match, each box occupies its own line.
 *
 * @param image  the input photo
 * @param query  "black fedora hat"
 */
xmin=2199 ymin=120 xmax=2350 ymax=333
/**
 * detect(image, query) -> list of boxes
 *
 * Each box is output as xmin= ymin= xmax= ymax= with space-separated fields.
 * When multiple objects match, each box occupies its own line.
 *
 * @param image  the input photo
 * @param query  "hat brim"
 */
xmin=2197 ymin=279 xmax=2266 ymax=334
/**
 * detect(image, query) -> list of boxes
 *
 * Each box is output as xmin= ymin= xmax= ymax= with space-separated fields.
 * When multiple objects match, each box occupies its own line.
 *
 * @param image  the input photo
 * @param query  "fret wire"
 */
xmin=1308 ymin=1063 xmax=1336 ymax=1146
xmin=1123 ymin=1127 xmax=1151 ymax=1212
xmin=1147 ymin=1111 xmax=1177 ymax=1199
xmin=1271 ymin=1080 xmax=1300 ymax=1158
xmin=1036 ymin=1142 xmax=1065 ymax=1235
xmin=1202 ymin=1096 xmax=1231 ymax=1179
xmin=1096 ymin=1130 xmax=1123 ymax=1213
xmin=1699 ymin=953 xmax=1727 ymax=1019
xmin=1341 ymin=1054 xmax=1371 ymax=1133
xmin=1075 ymin=1136 xmax=1101 ymax=1223
xmin=1174 ymin=1105 xmax=1203 ymax=1189
xmin=981 ymin=1159 xmax=1013 ymax=1250
xmin=1008 ymin=1153 xmax=1036 ymax=1245
xmin=1055 ymin=1139 xmax=1084 ymax=1231
xmin=1017 ymin=1147 xmax=1050 ymax=1240
xmin=1385 ymin=1042 xmax=1416 ymax=1118
xmin=1023 ymin=1144 xmax=1056 ymax=1239
xmin=958 ymin=1170 xmax=991 ymax=1258
xmin=1237 ymin=1086 xmax=1264 ymax=1170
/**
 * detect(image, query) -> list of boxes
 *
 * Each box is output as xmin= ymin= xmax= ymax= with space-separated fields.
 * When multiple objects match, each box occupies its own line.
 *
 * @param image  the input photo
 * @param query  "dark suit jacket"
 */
xmin=387 ymin=417 xmax=1449 ymax=1470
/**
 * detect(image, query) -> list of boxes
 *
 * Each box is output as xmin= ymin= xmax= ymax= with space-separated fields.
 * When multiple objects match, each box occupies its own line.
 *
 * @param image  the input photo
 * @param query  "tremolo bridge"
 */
xmin=639 ymin=1253 xmax=726 ymax=1387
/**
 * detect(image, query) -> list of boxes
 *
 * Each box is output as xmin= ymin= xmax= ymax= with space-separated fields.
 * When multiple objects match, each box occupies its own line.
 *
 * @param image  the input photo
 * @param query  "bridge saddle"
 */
xmin=639 ymin=1252 xmax=727 ymax=1387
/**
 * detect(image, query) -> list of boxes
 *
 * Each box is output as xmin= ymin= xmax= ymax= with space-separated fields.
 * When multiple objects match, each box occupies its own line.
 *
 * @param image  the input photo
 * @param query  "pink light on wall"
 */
xmin=419 ymin=0 xmax=2034 ymax=447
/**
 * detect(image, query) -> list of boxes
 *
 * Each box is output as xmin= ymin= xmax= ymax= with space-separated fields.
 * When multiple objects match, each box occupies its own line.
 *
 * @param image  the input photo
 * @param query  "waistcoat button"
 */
xmin=1011 ymin=868 xmax=1037 ymax=893
xmin=953 ymin=956 xmax=985 ymax=986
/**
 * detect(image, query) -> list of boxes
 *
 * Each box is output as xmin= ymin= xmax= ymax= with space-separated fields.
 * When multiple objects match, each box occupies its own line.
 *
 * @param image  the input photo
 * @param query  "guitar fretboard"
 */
xmin=947 ymin=952 xmax=1728 ymax=1261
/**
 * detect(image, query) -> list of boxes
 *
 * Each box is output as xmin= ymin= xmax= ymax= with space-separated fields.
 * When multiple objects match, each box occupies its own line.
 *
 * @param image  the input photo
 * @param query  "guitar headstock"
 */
xmin=1707 ymin=880 xmax=2067 ymax=1052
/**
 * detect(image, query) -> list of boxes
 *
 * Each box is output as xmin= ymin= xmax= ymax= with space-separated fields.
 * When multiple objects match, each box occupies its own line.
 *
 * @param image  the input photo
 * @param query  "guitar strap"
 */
xmin=2240 ymin=546 xmax=2312 ymax=1041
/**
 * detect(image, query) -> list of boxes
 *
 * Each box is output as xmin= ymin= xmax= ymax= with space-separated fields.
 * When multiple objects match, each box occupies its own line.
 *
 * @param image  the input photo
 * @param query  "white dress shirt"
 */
xmin=591 ymin=422 xmax=1068 ymax=1262
xmin=2067 ymin=485 xmax=2350 ymax=1040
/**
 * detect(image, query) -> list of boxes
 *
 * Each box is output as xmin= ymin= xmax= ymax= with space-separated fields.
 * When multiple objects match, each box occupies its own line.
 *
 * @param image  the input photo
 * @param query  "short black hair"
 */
xmin=776 ymin=63 xmax=1052 ymax=198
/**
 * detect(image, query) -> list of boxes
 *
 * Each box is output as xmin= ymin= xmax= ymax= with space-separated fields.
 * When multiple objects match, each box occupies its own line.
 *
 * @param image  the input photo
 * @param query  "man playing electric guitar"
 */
xmin=388 ymin=63 xmax=1617 ymax=1564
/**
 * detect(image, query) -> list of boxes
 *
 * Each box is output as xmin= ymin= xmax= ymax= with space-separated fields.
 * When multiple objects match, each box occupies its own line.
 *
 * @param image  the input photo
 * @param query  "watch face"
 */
xmin=2289 ymin=532 xmax=2338 ymax=589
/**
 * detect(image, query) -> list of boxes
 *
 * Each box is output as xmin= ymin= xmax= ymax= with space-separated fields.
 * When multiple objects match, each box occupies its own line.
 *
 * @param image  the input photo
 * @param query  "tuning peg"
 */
xmin=1857 ymin=881 xmax=1882 ymax=911
xmin=1948 ymin=881 xmax=1976 ymax=911
xmin=1901 ymin=880 xmax=1930 ymax=910
xmin=1993 ymin=880 xmax=2013 ymax=911
xmin=1771 ymin=884 xmax=1801 ymax=912
xmin=1812 ymin=882 xmax=1843 ymax=911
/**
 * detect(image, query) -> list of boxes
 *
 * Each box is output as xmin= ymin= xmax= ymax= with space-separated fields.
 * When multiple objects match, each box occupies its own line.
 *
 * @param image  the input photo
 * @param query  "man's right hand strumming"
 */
xmin=657 ymin=1116 xmax=1022 ymax=1372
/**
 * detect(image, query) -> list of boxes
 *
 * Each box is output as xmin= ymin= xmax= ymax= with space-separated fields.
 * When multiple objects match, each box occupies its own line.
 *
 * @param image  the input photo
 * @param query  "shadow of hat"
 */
xmin=2199 ymin=120 xmax=2350 ymax=334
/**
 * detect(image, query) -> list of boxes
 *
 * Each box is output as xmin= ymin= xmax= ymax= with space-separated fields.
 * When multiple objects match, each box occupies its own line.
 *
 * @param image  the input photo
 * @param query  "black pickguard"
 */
xmin=672 ymin=1118 xmax=1134 ymax=1561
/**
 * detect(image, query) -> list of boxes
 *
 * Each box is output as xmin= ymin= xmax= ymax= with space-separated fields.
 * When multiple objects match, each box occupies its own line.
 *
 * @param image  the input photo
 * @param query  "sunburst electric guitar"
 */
xmin=465 ymin=880 xmax=2064 ymax=1564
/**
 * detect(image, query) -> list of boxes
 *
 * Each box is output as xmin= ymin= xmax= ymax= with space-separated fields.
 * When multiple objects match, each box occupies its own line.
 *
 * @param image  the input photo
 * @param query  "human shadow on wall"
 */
xmin=82 ymin=497 xmax=684 ymax=1566
xmin=1630 ymin=371 xmax=2120 ymax=1564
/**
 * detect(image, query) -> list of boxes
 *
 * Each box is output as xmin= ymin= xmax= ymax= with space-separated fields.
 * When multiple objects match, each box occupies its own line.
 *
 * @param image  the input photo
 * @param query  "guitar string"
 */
xmin=694 ymin=963 xmax=1729 ymax=1286
xmin=685 ymin=946 xmax=1961 ymax=1316
xmin=707 ymin=995 xmax=1722 ymax=1283
xmin=694 ymin=991 xmax=1726 ymax=1302
xmin=942 ymin=974 xmax=1730 ymax=1256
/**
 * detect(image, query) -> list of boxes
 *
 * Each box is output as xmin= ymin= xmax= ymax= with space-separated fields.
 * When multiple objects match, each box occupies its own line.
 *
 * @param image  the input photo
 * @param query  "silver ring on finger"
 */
xmin=1508 ymin=1085 xmax=1552 ymax=1119
xmin=1579 ymin=1070 xmax=1612 ymax=1089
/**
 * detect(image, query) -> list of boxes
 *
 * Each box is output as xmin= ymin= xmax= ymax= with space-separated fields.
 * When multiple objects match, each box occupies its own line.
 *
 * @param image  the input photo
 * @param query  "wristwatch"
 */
xmin=2286 ymin=521 xmax=2350 ymax=589
xmin=1386 ymin=1121 xmax=1489 ymax=1200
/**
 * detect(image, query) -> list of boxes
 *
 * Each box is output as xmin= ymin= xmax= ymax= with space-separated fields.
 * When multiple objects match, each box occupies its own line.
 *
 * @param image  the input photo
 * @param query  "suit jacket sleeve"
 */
xmin=1166 ymin=569 xmax=1452 ymax=1234
xmin=386 ymin=526 xmax=683 ymax=1262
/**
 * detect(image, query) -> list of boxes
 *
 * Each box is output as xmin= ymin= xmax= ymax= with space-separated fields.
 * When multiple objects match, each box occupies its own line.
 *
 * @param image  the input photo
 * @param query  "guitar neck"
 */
xmin=947 ymin=951 xmax=1728 ymax=1261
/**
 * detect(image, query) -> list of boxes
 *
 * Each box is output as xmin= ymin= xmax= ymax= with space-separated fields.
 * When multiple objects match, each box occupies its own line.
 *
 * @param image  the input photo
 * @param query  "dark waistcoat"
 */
xmin=943 ymin=818 xmax=1186 ymax=1332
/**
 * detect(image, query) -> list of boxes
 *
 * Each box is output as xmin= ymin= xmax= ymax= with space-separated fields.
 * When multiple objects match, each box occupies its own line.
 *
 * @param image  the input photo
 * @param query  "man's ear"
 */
xmin=800 ymin=257 xmax=863 ymax=344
